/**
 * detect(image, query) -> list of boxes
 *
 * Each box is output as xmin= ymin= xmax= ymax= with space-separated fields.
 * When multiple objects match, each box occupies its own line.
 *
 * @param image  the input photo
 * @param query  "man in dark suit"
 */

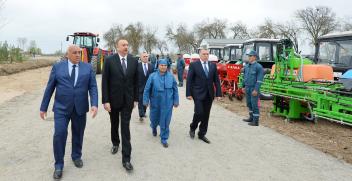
xmin=102 ymin=39 xmax=138 ymax=171
xmin=40 ymin=45 xmax=98 ymax=179
xmin=186 ymin=48 xmax=222 ymax=144
xmin=137 ymin=51 xmax=153 ymax=121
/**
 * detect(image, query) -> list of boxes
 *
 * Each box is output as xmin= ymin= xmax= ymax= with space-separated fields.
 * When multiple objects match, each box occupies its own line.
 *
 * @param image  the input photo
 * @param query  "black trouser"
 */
xmin=109 ymin=107 xmax=132 ymax=163
xmin=138 ymin=93 xmax=147 ymax=118
xmin=190 ymin=95 xmax=213 ymax=137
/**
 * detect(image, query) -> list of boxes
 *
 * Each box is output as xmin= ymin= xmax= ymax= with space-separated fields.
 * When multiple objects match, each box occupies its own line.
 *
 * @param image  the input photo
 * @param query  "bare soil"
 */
xmin=217 ymin=97 xmax=352 ymax=164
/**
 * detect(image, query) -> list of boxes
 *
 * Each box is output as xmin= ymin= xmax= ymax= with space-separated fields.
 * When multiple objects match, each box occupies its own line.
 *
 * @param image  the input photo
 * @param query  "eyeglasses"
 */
xmin=143 ymin=56 xmax=149 ymax=57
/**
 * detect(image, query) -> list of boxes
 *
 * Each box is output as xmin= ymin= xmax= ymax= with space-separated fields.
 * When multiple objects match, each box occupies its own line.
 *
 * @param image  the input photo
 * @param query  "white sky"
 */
xmin=0 ymin=0 xmax=350 ymax=54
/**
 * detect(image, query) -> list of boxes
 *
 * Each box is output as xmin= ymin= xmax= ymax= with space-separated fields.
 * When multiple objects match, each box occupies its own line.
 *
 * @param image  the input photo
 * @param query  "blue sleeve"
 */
xmin=143 ymin=74 xmax=153 ymax=106
xmin=88 ymin=65 xmax=98 ymax=107
xmin=40 ymin=64 xmax=57 ymax=112
xmin=173 ymin=77 xmax=179 ymax=105
xmin=254 ymin=65 xmax=264 ymax=92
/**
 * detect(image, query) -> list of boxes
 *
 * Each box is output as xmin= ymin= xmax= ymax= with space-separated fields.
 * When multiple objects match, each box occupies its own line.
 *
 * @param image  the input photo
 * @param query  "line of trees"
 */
xmin=103 ymin=6 xmax=352 ymax=55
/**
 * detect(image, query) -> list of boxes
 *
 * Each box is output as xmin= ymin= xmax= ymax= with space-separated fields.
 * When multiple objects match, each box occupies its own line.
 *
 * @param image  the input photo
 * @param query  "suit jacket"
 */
xmin=102 ymin=53 xmax=138 ymax=110
xmin=40 ymin=60 xmax=98 ymax=116
xmin=186 ymin=61 xmax=222 ymax=100
xmin=137 ymin=62 xmax=153 ymax=94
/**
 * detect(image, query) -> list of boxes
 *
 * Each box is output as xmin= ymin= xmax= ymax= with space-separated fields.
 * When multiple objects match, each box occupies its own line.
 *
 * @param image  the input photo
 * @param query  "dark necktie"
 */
xmin=71 ymin=64 xmax=76 ymax=86
xmin=121 ymin=57 xmax=127 ymax=75
xmin=203 ymin=62 xmax=209 ymax=78
xmin=143 ymin=63 xmax=147 ymax=76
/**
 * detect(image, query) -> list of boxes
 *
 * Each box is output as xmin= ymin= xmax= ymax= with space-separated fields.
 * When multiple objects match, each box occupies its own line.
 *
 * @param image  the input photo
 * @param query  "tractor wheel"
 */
xmin=236 ymin=94 xmax=243 ymax=101
xmin=91 ymin=56 xmax=98 ymax=74
xmin=96 ymin=52 xmax=103 ymax=74
xmin=228 ymin=93 xmax=233 ymax=101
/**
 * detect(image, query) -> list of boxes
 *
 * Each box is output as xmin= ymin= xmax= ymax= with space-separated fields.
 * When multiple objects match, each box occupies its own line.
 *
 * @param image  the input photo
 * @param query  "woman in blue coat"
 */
xmin=143 ymin=59 xmax=179 ymax=148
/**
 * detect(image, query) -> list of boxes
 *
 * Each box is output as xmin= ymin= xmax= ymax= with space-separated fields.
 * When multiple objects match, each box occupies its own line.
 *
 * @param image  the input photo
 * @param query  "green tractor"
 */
xmin=66 ymin=32 xmax=112 ymax=74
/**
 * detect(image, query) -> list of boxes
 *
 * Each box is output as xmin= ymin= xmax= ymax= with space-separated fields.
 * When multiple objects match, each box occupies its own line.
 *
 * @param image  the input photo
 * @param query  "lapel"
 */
xmin=125 ymin=54 xmax=133 ymax=77
xmin=114 ymin=54 xmax=125 ymax=77
xmin=64 ymin=60 xmax=70 ymax=79
xmin=75 ymin=61 xmax=83 ymax=87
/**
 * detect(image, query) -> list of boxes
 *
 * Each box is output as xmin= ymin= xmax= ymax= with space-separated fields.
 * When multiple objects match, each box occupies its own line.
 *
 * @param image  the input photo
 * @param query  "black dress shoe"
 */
xmin=111 ymin=145 xmax=119 ymax=154
xmin=53 ymin=169 xmax=62 ymax=180
xmin=199 ymin=136 xmax=211 ymax=144
xmin=189 ymin=130 xmax=195 ymax=139
xmin=73 ymin=159 xmax=83 ymax=168
xmin=123 ymin=162 xmax=134 ymax=171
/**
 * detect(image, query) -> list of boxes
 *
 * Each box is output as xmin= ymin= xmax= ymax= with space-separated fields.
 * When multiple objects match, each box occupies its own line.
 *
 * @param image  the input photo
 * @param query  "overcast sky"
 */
xmin=0 ymin=0 xmax=350 ymax=54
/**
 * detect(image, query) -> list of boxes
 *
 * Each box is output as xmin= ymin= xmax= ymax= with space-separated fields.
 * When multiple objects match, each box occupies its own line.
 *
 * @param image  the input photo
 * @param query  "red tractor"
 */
xmin=66 ymin=32 xmax=112 ymax=74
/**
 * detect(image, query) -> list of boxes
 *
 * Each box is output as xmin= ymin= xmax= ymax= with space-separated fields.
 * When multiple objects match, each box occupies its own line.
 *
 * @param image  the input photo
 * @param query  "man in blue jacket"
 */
xmin=176 ymin=53 xmax=185 ymax=87
xmin=40 ymin=45 xmax=98 ymax=179
xmin=242 ymin=50 xmax=264 ymax=126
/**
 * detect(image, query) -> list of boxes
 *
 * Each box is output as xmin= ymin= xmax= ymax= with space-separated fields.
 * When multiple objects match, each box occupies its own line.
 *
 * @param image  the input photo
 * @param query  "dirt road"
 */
xmin=0 ymin=67 xmax=352 ymax=181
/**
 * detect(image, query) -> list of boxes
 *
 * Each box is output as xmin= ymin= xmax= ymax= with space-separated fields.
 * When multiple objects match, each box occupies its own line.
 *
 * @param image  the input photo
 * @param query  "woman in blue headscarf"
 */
xmin=143 ymin=59 xmax=179 ymax=148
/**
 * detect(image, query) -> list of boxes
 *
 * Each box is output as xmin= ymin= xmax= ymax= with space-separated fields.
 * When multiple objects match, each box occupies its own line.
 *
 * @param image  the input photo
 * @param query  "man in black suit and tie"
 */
xmin=137 ymin=51 xmax=153 ymax=121
xmin=186 ymin=48 xmax=222 ymax=144
xmin=102 ymin=39 xmax=138 ymax=171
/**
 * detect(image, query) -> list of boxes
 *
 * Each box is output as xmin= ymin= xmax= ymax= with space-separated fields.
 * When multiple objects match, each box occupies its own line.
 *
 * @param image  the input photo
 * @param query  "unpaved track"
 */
xmin=0 ymin=67 xmax=352 ymax=181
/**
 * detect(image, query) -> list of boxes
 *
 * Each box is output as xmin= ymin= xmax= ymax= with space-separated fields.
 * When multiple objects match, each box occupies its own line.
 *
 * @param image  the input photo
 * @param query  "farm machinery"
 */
xmin=66 ymin=32 xmax=112 ymax=74
xmin=261 ymin=39 xmax=352 ymax=125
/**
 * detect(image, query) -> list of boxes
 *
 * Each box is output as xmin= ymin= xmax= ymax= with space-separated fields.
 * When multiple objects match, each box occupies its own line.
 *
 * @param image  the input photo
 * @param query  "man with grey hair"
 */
xmin=40 ymin=45 xmax=98 ymax=179
xmin=137 ymin=51 xmax=153 ymax=121
xmin=186 ymin=48 xmax=222 ymax=144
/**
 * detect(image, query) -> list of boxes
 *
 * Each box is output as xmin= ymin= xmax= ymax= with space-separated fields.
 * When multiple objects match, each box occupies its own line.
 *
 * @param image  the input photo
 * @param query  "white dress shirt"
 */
xmin=118 ymin=54 xmax=127 ymax=68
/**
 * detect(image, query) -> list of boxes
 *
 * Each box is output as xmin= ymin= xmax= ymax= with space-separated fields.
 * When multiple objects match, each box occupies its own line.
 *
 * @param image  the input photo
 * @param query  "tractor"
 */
xmin=314 ymin=31 xmax=352 ymax=80
xmin=66 ymin=32 xmax=112 ymax=74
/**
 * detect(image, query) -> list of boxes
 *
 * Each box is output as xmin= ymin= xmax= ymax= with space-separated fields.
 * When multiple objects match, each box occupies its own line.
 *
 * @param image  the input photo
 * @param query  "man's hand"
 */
xmin=104 ymin=103 xmax=111 ymax=112
xmin=40 ymin=111 xmax=47 ymax=120
xmin=242 ymin=88 xmax=246 ymax=94
xmin=252 ymin=90 xmax=258 ymax=97
xmin=90 ymin=106 xmax=98 ymax=118
xmin=186 ymin=96 xmax=193 ymax=100
xmin=216 ymin=97 xmax=222 ymax=101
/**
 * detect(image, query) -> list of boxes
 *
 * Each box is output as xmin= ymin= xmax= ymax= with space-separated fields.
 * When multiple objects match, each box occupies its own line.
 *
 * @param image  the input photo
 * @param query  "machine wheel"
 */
xmin=91 ymin=56 xmax=98 ymax=74
xmin=235 ymin=94 xmax=243 ymax=101
xmin=260 ymin=93 xmax=273 ymax=100
xmin=228 ymin=93 xmax=233 ymax=101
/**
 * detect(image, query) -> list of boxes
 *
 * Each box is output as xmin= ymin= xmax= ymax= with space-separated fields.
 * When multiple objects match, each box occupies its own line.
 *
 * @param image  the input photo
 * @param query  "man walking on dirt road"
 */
xmin=39 ymin=45 xmax=98 ymax=179
xmin=102 ymin=39 xmax=139 ymax=172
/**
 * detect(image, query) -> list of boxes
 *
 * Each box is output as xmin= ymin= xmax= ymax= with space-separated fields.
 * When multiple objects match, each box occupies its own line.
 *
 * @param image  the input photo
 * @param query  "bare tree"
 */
xmin=195 ymin=18 xmax=227 ymax=39
xmin=276 ymin=21 xmax=301 ymax=52
xmin=103 ymin=24 xmax=124 ymax=51
xmin=254 ymin=19 xmax=278 ymax=39
xmin=17 ymin=37 xmax=27 ymax=50
xmin=125 ymin=22 xmax=144 ymax=55
xmin=156 ymin=39 xmax=168 ymax=56
xmin=295 ymin=6 xmax=338 ymax=53
xmin=143 ymin=26 xmax=158 ymax=53
xmin=229 ymin=21 xmax=250 ymax=39
xmin=166 ymin=23 xmax=197 ymax=54
xmin=342 ymin=17 xmax=352 ymax=31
